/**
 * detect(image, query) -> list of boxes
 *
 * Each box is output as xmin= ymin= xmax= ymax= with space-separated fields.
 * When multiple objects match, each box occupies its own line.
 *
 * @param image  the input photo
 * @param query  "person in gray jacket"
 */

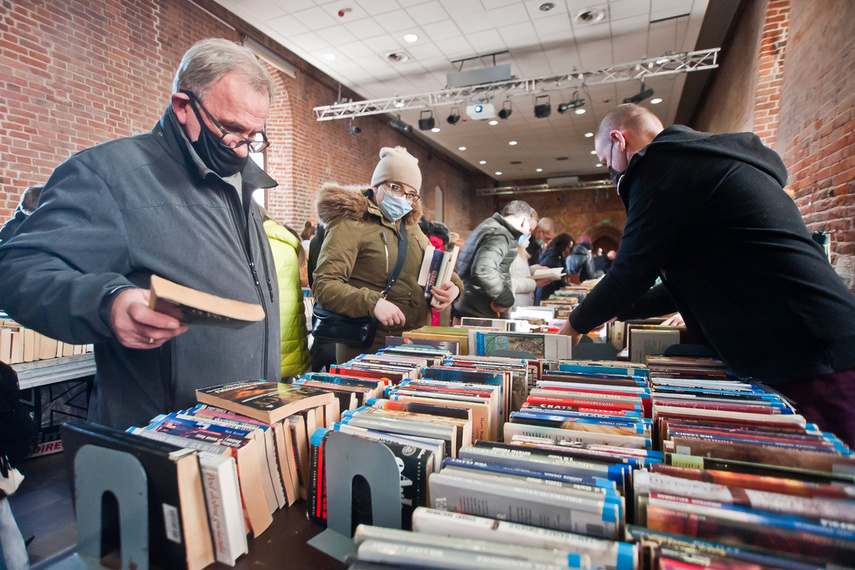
xmin=453 ymin=200 xmax=537 ymax=320
xmin=0 ymin=39 xmax=281 ymax=430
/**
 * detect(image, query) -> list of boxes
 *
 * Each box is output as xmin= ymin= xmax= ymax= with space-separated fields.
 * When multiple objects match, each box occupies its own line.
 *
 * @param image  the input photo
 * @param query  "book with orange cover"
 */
xmin=195 ymin=380 xmax=334 ymax=425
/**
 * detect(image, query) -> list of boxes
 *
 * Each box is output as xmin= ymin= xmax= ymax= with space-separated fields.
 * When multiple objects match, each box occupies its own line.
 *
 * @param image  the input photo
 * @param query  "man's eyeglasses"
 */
xmin=384 ymin=182 xmax=420 ymax=203
xmin=180 ymin=90 xmax=270 ymax=153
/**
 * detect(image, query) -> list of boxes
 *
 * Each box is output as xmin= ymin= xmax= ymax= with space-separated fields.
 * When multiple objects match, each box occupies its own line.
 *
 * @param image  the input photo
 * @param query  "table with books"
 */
xmin=60 ymin=324 xmax=855 ymax=570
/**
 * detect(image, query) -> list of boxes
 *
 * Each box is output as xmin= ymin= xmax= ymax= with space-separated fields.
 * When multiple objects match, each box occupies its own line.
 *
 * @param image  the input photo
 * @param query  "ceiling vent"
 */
xmin=386 ymin=52 xmax=410 ymax=63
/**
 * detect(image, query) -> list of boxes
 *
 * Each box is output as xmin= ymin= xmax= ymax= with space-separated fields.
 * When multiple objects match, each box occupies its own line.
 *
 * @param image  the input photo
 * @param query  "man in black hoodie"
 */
xmin=559 ymin=103 xmax=855 ymax=447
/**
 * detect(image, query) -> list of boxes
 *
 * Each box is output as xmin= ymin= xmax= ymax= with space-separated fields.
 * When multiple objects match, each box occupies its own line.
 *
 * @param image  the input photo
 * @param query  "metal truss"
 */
xmin=476 ymin=180 xmax=615 ymax=197
xmin=314 ymin=48 xmax=719 ymax=121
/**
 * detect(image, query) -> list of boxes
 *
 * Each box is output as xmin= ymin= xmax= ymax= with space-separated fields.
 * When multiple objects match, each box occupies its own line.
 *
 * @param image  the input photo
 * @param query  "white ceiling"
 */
xmin=215 ymin=0 xmax=724 ymax=182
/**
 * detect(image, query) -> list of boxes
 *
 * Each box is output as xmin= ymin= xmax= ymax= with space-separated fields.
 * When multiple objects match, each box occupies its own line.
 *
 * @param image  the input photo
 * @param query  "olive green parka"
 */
xmin=312 ymin=184 xmax=463 ymax=352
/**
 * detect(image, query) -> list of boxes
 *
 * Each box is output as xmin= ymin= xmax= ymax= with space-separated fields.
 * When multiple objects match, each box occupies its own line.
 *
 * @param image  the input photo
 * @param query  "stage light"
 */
xmin=349 ymin=125 xmax=361 ymax=134
xmin=418 ymin=110 xmax=436 ymax=131
xmin=558 ymin=91 xmax=586 ymax=114
xmin=623 ymin=81 xmax=654 ymax=104
xmin=498 ymin=100 xmax=512 ymax=119
xmin=389 ymin=116 xmax=412 ymax=133
xmin=534 ymin=94 xmax=551 ymax=118
xmin=447 ymin=107 xmax=461 ymax=125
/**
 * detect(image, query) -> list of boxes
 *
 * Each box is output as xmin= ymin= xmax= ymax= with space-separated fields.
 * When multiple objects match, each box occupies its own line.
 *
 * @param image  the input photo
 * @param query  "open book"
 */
xmin=149 ymin=275 xmax=265 ymax=330
xmin=528 ymin=267 xmax=565 ymax=280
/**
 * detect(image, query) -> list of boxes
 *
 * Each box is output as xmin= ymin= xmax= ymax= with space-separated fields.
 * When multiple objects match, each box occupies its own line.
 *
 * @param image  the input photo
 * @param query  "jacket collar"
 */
xmin=155 ymin=105 xmax=277 ymax=191
xmin=492 ymin=212 xmax=523 ymax=239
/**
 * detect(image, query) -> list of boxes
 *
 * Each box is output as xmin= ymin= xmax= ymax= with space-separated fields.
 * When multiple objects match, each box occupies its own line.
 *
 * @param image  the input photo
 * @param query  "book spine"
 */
xmin=424 ymin=248 xmax=445 ymax=299
xmin=197 ymin=452 xmax=249 ymax=566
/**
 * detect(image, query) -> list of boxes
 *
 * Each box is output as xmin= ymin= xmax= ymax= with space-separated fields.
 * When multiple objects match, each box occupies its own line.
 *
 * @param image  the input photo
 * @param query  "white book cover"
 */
xmin=429 ymin=470 xmax=621 ymax=539
xmin=197 ymin=452 xmax=248 ymax=566
xmin=411 ymin=507 xmax=638 ymax=570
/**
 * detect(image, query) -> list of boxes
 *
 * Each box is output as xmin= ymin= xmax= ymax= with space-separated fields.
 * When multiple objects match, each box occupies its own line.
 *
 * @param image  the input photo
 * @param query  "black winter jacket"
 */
xmin=568 ymin=125 xmax=855 ymax=383
xmin=0 ymin=107 xmax=281 ymax=429
xmin=454 ymin=213 xmax=521 ymax=317
xmin=565 ymin=244 xmax=603 ymax=282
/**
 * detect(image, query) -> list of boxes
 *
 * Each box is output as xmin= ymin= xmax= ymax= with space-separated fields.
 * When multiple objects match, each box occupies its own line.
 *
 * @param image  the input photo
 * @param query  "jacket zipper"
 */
xmin=381 ymin=231 xmax=389 ymax=274
xmin=224 ymin=184 xmax=270 ymax=378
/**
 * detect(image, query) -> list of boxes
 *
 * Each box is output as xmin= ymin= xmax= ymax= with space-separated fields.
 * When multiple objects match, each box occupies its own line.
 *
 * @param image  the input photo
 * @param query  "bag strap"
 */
xmin=381 ymin=220 xmax=408 ymax=298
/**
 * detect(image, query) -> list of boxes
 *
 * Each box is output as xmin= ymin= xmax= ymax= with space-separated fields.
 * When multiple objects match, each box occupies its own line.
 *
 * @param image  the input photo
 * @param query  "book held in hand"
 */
xmin=195 ymin=380 xmax=335 ymax=424
xmin=149 ymin=275 xmax=265 ymax=330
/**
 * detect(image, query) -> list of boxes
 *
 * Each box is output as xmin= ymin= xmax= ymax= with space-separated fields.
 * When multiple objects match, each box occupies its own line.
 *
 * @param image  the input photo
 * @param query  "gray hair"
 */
xmin=173 ymin=38 xmax=276 ymax=104
xmin=536 ymin=217 xmax=555 ymax=232
xmin=502 ymin=200 xmax=538 ymax=226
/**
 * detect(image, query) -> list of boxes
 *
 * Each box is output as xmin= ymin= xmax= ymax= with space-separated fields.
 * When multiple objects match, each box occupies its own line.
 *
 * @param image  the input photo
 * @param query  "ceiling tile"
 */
xmin=457 ymin=17 xmax=496 ymax=34
xmin=523 ymin=0 xmax=568 ymax=20
xmin=265 ymin=14 xmax=310 ymax=37
xmin=374 ymin=9 xmax=419 ymax=32
xmin=354 ymin=0 xmax=401 ymax=15
xmin=532 ymin=13 xmax=572 ymax=36
xmin=406 ymin=42 xmax=445 ymax=60
xmin=268 ymin=0 xmax=316 ymax=11
xmin=421 ymin=20 xmax=464 ymax=41
xmin=363 ymin=35 xmax=405 ymax=55
xmin=342 ymin=16 xmax=388 ymax=38
xmin=291 ymin=6 xmax=340 ymax=29
xmin=436 ymin=36 xmax=476 ymax=60
xmin=334 ymin=40 xmax=375 ymax=59
xmin=609 ymin=0 xmax=651 ymax=20
xmin=405 ymin=1 xmax=451 ymax=25
xmin=438 ymin=0 xmax=485 ymax=18
xmin=487 ymin=3 xmax=530 ymax=27
xmin=498 ymin=22 xmax=538 ymax=46
xmin=465 ymin=29 xmax=507 ymax=54
xmin=289 ymin=31 xmax=330 ymax=52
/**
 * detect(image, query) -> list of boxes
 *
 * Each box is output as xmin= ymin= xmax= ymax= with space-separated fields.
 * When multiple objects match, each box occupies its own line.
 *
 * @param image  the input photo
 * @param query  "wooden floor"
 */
xmin=7 ymin=451 xmax=77 ymax=567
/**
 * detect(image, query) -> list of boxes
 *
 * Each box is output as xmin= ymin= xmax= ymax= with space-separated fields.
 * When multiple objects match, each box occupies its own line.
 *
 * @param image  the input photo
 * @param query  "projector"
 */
xmin=466 ymin=103 xmax=496 ymax=120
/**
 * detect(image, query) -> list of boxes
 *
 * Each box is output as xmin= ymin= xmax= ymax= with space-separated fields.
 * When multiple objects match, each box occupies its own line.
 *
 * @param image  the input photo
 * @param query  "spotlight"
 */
xmin=447 ymin=107 xmax=461 ymax=125
xmin=533 ymin=94 xmax=551 ymax=118
xmin=389 ymin=116 xmax=412 ymax=133
xmin=349 ymin=125 xmax=361 ymax=134
xmin=558 ymin=91 xmax=586 ymax=114
xmin=623 ymin=81 xmax=654 ymax=104
xmin=418 ymin=110 xmax=436 ymax=131
xmin=498 ymin=100 xmax=512 ymax=119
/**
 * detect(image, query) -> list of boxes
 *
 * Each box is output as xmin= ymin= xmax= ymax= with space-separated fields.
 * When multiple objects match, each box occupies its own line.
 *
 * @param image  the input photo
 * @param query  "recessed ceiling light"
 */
xmin=386 ymin=52 xmax=409 ymax=63
xmin=488 ymin=120 xmax=498 ymax=126
xmin=575 ymin=8 xmax=606 ymax=24
xmin=323 ymin=53 xmax=336 ymax=61
xmin=536 ymin=168 xmax=543 ymax=172
xmin=590 ymin=150 xmax=597 ymax=154
xmin=495 ymin=171 xmax=503 ymax=176
xmin=539 ymin=2 xmax=555 ymax=11
xmin=431 ymin=127 xmax=440 ymax=133
xmin=575 ymin=107 xmax=586 ymax=115
xmin=394 ymin=99 xmax=405 ymax=108
xmin=509 ymin=140 xmax=518 ymax=146
xmin=650 ymin=97 xmax=663 ymax=105
xmin=404 ymin=33 xmax=418 ymax=43
xmin=479 ymin=160 xmax=487 ymax=165
xmin=584 ymin=132 xmax=594 ymax=138
xmin=458 ymin=146 xmax=467 ymax=151
xmin=596 ymin=163 xmax=603 ymax=167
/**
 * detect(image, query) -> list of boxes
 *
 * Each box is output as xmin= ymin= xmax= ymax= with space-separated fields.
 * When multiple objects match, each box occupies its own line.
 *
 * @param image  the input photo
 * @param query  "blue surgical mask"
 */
xmin=518 ymin=234 xmax=528 ymax=247
xmin=378 ymin=192 xmax=413 ymax=222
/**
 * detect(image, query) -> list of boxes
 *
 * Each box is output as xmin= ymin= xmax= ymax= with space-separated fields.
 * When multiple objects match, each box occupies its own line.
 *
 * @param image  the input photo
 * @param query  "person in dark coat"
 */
xmin=0 ymin=185 xmax=43 ymax=244
xmin=453 ymin=200 xmax=537 ymax=319
xmin=559 ymin=103 xmax=855 ymax=447
xmin=535 ymin=232 xmax=574 ymax=303
xmin=565 ymin=241 xmax=604 ymax=282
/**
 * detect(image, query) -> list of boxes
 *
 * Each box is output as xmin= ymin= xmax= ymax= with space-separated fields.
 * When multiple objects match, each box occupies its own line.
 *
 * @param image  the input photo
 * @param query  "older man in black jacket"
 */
xmin=454 ymin=200 xmax=537 ymax=320
xmin=559 ymin=103 xmax=855 ymax=447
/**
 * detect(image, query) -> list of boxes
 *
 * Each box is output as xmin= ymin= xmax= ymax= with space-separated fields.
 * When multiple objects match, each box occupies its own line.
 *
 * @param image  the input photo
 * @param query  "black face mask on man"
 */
xmin=188 ymin=103 xmax=249 ymax=178
xmin=608 ymin=140 xmax=625 ymax=184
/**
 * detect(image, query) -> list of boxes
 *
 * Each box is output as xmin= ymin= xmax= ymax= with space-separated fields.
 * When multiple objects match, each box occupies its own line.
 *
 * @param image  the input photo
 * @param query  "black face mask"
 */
xmin=608 ymin=140 xmax=625 ymax=184
xmin=188 ymin=104 xmax=248 ymax=177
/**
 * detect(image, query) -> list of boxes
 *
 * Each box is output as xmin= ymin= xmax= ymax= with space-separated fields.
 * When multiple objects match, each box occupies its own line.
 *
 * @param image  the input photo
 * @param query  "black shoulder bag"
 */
xmin=311 ymin=221 xmax=408 ymax=349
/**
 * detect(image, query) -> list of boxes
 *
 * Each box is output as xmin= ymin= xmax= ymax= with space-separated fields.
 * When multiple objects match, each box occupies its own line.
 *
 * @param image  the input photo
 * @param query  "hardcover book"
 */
xmin=148 ymin=275 xmax=265 ymax=330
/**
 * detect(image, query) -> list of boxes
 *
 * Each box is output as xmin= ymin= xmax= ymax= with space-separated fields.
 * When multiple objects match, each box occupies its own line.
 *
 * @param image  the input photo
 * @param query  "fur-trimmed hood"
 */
xmin=315 ymin=183 xmax=422 ymax=227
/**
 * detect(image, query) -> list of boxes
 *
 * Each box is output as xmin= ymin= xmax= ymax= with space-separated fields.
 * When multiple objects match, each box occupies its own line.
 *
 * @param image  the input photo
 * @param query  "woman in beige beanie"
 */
xmin=312 ymin=147 xmax=463 ymax=362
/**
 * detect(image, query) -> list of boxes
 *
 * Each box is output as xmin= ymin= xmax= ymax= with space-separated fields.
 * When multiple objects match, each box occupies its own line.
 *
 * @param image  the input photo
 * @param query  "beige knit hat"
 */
xmin=370 ymin=146 xmax=422 ymax=191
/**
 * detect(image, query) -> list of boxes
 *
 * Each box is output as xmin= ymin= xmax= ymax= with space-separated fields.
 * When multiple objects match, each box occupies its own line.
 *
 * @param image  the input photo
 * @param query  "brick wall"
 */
xmin=0 ymin=0 xmax=481 ymax=237
xmin=777 ymin=0 xmax=855 ymax=289
xmin=694 ymin=0 xmax=855 ymax=290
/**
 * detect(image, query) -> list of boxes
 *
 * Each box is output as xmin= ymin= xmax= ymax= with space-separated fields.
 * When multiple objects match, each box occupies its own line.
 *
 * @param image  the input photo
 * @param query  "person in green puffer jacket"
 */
xmin=261 ymin=208 xmax=310 ymax=378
